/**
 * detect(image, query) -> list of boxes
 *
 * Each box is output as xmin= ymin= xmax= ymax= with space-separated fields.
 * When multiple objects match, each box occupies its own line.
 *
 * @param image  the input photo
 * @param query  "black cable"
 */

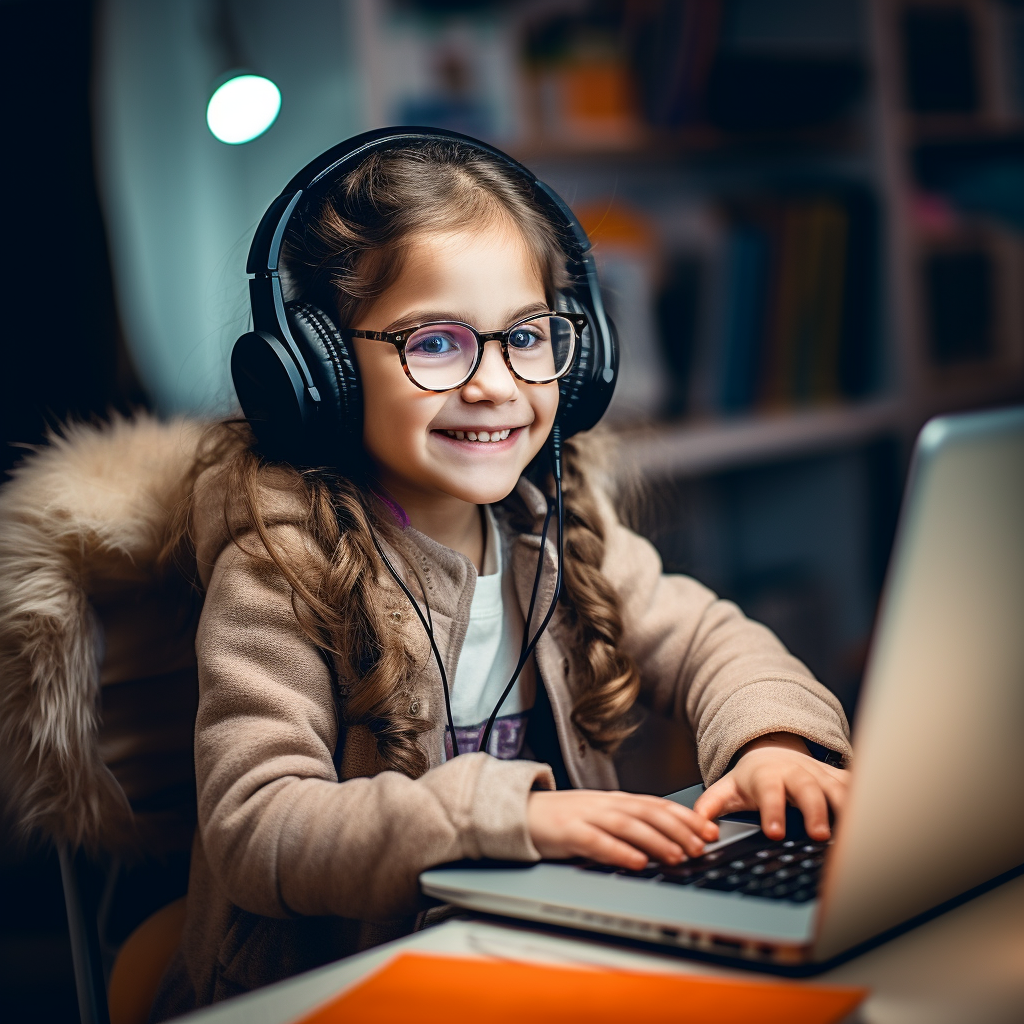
xmin=368 ymin=530 xmax=461 ymax=758
xmin=366 ymin=422 xmax=565 ymax=763
xmin=478 ymin=426 xmax=565 ymax=754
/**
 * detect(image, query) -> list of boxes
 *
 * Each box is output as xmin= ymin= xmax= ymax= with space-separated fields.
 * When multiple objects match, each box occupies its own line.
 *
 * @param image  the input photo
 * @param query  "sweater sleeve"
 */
xmin=597 ymin=503 xmax=852 ymax=783
xmin=194 ymin=528 xmax=553 ymax=923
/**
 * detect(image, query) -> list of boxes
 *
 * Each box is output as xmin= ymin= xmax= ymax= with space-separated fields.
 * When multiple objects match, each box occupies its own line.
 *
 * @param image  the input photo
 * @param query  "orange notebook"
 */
xmin=296 ymin=952 xmax=866 ymax=1024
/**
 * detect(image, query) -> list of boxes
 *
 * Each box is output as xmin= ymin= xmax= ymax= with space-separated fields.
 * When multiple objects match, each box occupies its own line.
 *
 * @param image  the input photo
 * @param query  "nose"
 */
xmin=460 ymin=338 xmax=518 ymax=405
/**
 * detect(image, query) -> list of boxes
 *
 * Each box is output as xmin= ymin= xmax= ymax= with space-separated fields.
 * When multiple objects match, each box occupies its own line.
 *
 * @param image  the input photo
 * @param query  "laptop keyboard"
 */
xmin=579 ymin=834 xmax=830 ymax=904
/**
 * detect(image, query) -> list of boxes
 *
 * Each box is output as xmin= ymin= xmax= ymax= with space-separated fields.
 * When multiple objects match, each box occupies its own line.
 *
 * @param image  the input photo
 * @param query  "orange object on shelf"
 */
xmin=295 ymin=952 xmax=866 ymax=1024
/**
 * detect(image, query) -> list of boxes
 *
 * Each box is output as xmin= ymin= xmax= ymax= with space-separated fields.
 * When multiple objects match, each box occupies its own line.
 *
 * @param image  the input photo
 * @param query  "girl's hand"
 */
xmin=693 ymin=733 xmax=850 ymax=843
xmin=527 ymin=790 xmax=719 ymax=870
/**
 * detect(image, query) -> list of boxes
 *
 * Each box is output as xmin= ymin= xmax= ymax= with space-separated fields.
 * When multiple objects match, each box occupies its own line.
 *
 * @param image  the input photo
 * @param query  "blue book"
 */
xmin=718 ymin=224 xmax=769 ymax=413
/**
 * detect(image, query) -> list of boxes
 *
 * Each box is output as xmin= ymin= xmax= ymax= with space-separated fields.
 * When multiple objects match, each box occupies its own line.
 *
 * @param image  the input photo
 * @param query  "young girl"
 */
xmin=153 ymin=136 xmax=851 ymax=1017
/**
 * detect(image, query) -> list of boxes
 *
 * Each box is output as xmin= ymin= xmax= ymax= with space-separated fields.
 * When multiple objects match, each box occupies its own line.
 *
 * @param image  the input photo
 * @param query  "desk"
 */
xmin=181 ymin=873 xmax=1024 ymax=1024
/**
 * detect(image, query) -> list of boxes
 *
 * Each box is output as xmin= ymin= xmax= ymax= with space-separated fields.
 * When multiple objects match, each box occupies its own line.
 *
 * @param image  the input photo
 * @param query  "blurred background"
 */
xmin=3 ymin=0 xmax=1024 ymax=1019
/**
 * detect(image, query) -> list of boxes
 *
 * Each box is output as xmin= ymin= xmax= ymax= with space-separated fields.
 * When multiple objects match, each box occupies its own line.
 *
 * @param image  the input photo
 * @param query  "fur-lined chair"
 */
xmin=0 ymin=415 xmax=207 ymax=1024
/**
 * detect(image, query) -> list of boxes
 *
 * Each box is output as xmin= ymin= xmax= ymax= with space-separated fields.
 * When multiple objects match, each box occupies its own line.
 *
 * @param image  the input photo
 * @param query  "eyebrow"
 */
xmin=386 ymin=301 xmax=550 ymax=333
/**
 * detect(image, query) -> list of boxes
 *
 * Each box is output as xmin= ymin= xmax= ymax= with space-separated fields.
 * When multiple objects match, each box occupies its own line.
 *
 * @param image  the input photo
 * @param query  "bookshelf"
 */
xmin=349 ymin=0 xmax=1024 ymax=744
xmin=867 ymin=0 xmax=1024 ymax=445
xmin=614 ymin=397 xmax=902 ymax=479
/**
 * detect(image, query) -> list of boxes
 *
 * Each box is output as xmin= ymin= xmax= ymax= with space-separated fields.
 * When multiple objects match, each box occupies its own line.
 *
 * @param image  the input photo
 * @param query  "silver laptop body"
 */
xmin=421 ymin=405 xmax=1024 ymax=965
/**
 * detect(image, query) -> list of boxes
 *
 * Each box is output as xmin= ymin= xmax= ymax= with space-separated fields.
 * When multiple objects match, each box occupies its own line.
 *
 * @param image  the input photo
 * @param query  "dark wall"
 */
xmin=0 ymin=0 xmax=146 ymax=481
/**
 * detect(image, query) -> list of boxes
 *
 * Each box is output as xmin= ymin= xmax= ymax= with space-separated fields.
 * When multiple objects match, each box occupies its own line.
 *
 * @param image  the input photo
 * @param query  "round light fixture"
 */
xmin=206 ymin=74 xmax=281 ymax=145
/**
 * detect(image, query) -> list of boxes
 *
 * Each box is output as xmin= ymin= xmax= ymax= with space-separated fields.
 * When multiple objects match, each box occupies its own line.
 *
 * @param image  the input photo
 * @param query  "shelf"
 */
xmin=612 ymin=398 xmax=903 ymax=479
xmin=510 ymin=123 xmax=866 ymax=166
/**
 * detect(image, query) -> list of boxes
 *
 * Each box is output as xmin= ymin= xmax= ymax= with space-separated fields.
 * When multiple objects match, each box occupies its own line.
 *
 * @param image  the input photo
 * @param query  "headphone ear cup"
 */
xmin=232 ymin=330 xmax=318 ymax=462
xmin=556 ymin=292 xmax=618 ymax=439
xmin=285 ymin=300 xmax=364 ymax=463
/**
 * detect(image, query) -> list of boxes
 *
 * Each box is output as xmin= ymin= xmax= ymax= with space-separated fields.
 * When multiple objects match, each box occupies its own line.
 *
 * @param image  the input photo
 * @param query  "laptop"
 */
xmin=421 ymin=405 xmax=1024 ymax=965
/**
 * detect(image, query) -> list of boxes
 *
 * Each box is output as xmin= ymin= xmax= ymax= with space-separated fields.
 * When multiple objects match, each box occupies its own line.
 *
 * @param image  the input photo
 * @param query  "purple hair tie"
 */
xmin=374 ymin=490 xmax=410 ymax=529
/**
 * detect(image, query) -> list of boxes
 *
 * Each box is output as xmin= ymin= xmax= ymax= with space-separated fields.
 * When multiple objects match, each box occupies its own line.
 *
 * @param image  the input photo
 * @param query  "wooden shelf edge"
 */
xmin=611 ymin=399 xmax=904 ymax=478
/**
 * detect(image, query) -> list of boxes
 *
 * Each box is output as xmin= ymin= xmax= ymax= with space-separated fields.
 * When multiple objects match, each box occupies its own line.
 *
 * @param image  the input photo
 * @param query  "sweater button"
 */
xmin=578 ymin=741 xmax=586 ymax=757
xmin=390 ymin=610 xmax=402 ymax=622
xmin=410 ymin=700 xmax=420 ymax=716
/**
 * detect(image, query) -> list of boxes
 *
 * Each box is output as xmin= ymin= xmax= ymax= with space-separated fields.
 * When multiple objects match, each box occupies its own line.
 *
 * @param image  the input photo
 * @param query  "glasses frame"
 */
xmin=340 ymin=310 xmax=588 ymax=393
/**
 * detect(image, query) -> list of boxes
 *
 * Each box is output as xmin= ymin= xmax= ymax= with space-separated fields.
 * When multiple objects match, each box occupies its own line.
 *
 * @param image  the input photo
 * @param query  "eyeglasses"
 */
xmin=341 ymin=311 xmax=587 ymax=392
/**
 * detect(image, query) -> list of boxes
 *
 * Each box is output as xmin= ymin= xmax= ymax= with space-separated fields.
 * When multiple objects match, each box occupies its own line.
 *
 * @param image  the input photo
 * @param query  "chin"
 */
xmin=440 ymin=472 xmax=523 ymax=506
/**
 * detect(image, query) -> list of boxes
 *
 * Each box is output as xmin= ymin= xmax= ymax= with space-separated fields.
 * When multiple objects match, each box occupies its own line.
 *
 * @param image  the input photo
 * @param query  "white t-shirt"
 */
xmin=444 ymin=506 xmax=535 ymax=760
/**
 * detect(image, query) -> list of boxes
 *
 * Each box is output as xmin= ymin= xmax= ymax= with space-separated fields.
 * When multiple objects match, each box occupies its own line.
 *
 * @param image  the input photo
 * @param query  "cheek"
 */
xmin=355 ymin=344 xmax=432 ymax=458
xmin=526 ymin=384 xmax=560 ymax=449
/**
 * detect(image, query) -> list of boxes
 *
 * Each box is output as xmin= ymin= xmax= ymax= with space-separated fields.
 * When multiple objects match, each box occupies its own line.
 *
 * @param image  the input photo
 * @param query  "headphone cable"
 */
xmin=366 ymin=423 xmax=565 ymax=763
xmin=478 ymin=427 xmax=564 ymax=755
xmin=368 ymin=530 xmax=462 ymax=758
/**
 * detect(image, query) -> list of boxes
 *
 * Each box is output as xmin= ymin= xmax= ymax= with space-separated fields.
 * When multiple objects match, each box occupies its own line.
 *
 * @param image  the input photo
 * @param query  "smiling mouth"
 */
xmin=439 ymin=428 xmax=515 ymax=443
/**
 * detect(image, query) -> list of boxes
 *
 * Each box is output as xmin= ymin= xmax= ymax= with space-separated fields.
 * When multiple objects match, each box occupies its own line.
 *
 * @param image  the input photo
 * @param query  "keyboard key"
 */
xmin=659 ymin=872 xmax=698 ymax=886
xmin=790 ymin=888 xmax=817 ymax=903
xmin=581 ymin=862 xmax=619 ymax=873
xmin=617 ymin=865 xmax=663 ymax=879
xmin=698 ymin=873 xmax=745 ymax=892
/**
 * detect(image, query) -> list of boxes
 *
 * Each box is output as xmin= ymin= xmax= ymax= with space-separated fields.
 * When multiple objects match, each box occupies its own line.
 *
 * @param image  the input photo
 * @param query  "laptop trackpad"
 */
xmin=703 ymin=818 xmax=761 ymax=853
xmin=662 ymin=785 xmax=762 ymax=852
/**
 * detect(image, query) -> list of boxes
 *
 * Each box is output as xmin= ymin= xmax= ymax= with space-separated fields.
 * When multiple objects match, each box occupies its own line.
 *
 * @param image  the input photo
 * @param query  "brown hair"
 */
xmin=193 ymin=141 xmax=640 ymax=775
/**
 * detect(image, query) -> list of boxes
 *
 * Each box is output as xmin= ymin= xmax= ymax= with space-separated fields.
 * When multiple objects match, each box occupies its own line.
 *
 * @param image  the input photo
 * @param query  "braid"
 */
xmin=207 ymin=433 xmax=431 ymax=778
xmin=557 ymin=438 xmax=642 ymax=754
xmin=308 ymin=474 xmax=431 ymax=778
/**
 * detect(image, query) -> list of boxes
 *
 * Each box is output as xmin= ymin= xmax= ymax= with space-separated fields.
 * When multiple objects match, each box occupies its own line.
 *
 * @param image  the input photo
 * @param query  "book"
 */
xmin=295 ymin=951 xmax=866 ymax=1024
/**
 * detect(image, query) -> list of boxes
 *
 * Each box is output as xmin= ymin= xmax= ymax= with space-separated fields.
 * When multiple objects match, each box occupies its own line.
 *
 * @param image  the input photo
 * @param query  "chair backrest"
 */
xmin=0 ymin=415 xmax=208 ymax=1024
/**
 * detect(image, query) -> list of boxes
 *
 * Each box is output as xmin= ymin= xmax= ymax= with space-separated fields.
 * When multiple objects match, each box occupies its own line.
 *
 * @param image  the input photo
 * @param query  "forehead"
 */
xmin=397 ymin=220 xmax=546 ymax=298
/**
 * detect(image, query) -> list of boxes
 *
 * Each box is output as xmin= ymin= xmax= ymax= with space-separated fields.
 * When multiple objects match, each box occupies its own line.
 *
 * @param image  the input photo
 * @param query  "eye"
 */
xmin=508 ymin=325 xmax=544 ymax=350
xmin=407 ymin=330 xmax=460 ymax=356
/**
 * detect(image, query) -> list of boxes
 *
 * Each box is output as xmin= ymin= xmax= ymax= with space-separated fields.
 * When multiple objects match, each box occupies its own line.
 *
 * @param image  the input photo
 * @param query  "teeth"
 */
xmin=443 ymin=428 xmax=513 ymax=442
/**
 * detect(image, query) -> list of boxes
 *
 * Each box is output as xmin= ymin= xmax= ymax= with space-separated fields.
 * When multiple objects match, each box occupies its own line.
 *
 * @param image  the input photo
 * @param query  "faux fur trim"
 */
xmin=0 ymin=414 xmax=205 ymax=852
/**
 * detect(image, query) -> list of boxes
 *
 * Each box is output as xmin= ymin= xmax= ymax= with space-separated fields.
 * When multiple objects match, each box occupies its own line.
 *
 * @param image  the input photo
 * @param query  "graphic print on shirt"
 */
xmin=445 ymin=507 xmax=535 ymax=760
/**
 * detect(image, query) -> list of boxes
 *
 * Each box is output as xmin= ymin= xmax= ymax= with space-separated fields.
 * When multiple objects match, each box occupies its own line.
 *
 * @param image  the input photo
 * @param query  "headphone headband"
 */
xmin=246 ymin=126 xmax=594 ymax=276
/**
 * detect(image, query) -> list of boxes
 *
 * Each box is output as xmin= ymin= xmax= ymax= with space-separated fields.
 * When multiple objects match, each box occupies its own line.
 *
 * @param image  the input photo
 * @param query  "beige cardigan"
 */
xmin=153 ymin=463 xmax=851 ymax=1017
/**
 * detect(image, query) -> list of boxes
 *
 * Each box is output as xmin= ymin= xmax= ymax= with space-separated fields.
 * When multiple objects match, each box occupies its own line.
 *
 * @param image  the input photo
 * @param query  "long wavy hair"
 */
xmin=184 ymin=140 xmax=641 ymax=776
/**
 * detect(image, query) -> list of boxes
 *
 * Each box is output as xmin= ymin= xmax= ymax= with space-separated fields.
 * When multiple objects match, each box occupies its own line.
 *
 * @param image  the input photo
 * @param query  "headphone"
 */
xmin=231 ymin=126 xmax=619 ymax=758
xmin=231 ymin=125 xmax=618 ymax=467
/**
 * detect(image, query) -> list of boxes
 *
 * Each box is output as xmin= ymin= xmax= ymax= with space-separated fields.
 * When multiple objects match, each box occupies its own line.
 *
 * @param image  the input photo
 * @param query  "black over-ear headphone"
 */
xmin=231 ymin=125 xmax=618 ymax=467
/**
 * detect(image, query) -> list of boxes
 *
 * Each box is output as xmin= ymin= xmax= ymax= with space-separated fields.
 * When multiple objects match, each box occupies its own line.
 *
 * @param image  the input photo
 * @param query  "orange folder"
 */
xmin=296 ymin=952 xmax=866 ymax=1024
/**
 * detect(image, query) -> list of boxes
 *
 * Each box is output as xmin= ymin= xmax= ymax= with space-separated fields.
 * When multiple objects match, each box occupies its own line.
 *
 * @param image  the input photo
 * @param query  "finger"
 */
xmin=572 ymin=822 xmax=650 ymax=870
xmin=651 ymin=799 xmax=720 ymax=844
xmin=749 ymin=775 xmax=787 ymax=840
xmin=605 ymin=794 xmax=719 ymax=847
xmin=633 ymin=804 xmax=715 ymax=858
xmin=817 ymin=770 xmax=849 ymax=819
xmin=595 ymin=811 xmax=688 ymax=865
xmin=786 ymin=773 xmax=831 ymax=840
xmin=693 ymin=778 xmax=746 ymax=822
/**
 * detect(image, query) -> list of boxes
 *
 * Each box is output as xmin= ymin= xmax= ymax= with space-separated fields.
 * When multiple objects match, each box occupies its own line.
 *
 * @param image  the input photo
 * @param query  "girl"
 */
xmin=153 ymin=135 xmax=851 ymax=1017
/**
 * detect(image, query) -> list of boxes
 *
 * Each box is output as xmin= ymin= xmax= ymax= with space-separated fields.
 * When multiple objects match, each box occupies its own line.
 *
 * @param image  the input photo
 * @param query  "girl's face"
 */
xmin=350 ymin=219 xmax=560 ymax=509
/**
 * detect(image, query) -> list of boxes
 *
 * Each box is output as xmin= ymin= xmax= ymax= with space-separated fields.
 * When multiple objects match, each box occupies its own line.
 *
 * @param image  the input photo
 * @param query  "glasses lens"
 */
xmin=505 ymin=316 xmax=577 ymax=382
xmin=403 ymin=323 xmax=478 ymax=389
